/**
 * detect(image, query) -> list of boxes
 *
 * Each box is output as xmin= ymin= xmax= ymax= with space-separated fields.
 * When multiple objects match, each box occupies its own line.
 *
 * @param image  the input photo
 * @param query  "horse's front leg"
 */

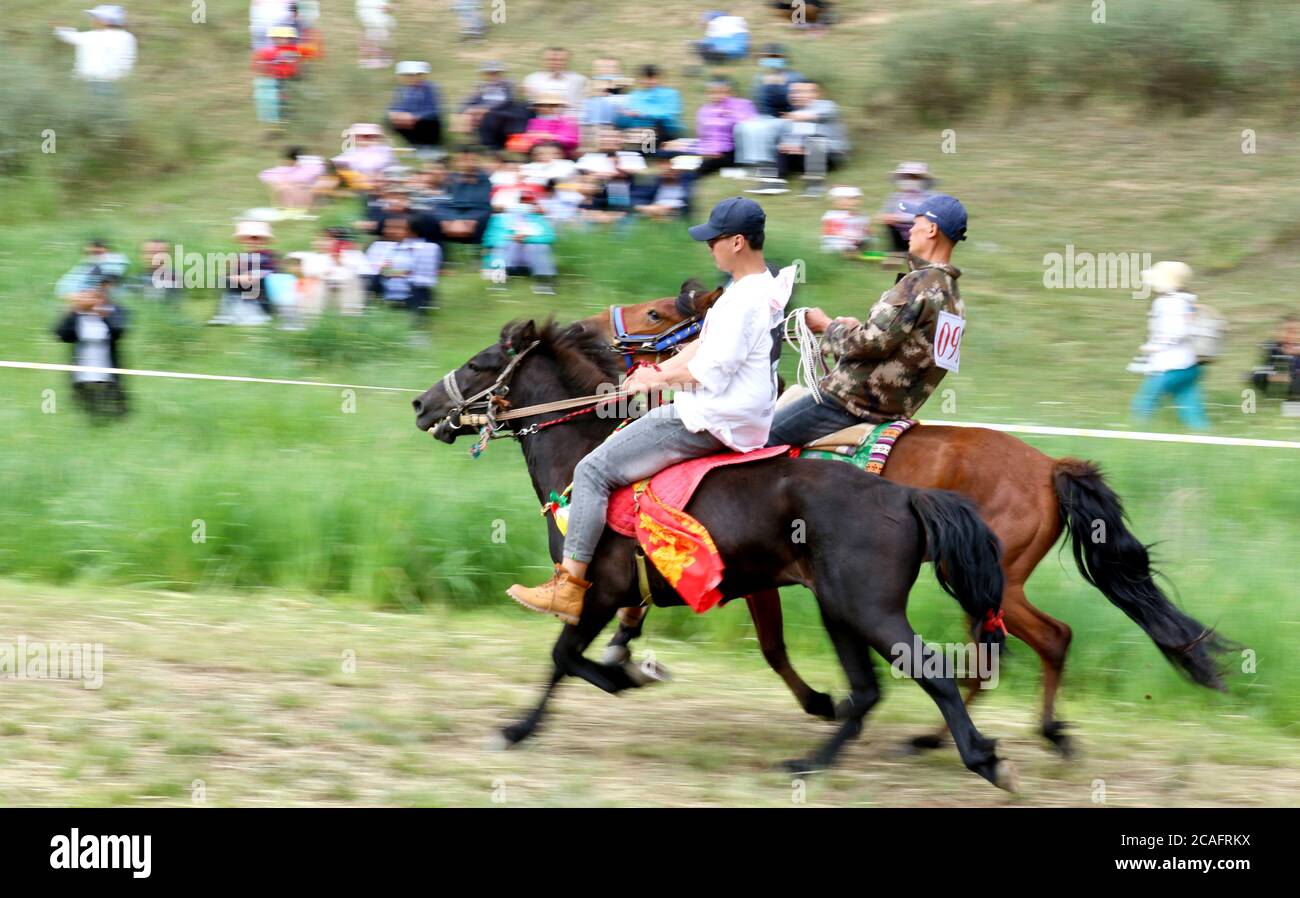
xmin=498 ymin=593 xmax=640 ymax=748
xmin=498 ymin=663 xmax=565 ymax=748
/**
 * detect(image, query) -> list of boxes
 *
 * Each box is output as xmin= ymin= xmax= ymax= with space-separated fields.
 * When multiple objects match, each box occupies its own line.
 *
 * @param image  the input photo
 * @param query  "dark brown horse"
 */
xmin=413 ymin=319 xmax=1020 ymax=787
xmin=582 ymin=285 xmax=1233 ymax=755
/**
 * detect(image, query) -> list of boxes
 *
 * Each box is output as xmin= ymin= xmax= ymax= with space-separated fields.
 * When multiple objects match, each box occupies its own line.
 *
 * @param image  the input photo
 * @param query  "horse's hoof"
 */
xmin=497 ymin=723 xmax=532 ymax=748
xmin=908 ymin=733 xmax=946 ymax=752
xmin=804 ymin=691 xmax=836 ymax=721
xmin=626 ymin=658 xmax=672 ymax=686
xmin=1043 ymin=721 xmax=1073 ymax=758
xmin=778 ymin=757 xmax=823 ymax=778
xmin=601 ymin=644 xmax=631 ymax=665
xmin=993 ymin=759 xmax=1020 ymax=793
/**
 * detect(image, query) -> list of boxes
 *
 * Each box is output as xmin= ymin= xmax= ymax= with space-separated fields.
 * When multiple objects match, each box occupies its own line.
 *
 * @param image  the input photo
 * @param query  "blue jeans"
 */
xmin=487 ymin=242 xmax=557 ymax=277
xmin=766 ymin=392 xmax=863 ymax=447
xmin=1131 ymin=365 xmax=1210 ymax=430
xmin=563 ymin=404 xmax=723 ymax=563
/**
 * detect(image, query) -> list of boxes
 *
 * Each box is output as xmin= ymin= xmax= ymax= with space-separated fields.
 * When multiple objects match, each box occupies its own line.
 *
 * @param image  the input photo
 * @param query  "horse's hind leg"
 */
xmin=865 ymin=612 xmax=1016 ymax=791
xmin=1005 ymin=583 xmax=1073 ymax=755
xmin=601 ymin=606 xmax=647 ymax=664
xmin=782 ymin=606 xmax=881 ymax=775
xmin=748 ymin=589 xmax=836 ymax=720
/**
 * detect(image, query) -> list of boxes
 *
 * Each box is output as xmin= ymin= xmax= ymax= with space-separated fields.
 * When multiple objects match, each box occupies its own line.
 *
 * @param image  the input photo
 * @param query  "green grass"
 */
xmin=1 ymin=0 xmax=1297 ymax=758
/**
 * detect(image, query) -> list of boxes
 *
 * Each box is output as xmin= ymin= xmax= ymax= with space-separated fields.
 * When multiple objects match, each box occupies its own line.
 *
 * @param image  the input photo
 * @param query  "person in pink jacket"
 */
xmin=522 ymin=94 xmax=580 ymax=156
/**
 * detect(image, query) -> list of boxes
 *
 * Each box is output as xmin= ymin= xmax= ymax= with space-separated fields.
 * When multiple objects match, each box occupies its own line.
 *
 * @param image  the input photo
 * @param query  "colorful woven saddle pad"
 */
xmin=797 ymin=418 xmax=918 ymax=475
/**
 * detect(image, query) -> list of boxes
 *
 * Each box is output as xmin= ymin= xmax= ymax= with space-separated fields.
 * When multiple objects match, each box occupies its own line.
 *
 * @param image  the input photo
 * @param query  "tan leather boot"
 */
xmin=506 ymin=564 xmax=590 ymax=625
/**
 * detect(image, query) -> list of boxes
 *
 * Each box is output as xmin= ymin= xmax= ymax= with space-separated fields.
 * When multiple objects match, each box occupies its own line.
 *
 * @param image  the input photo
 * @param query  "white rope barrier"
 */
xmin=3 ymin=358 xmax=1298 ymax=449
xmin=0 ymin=360 xmax=422 ymax=393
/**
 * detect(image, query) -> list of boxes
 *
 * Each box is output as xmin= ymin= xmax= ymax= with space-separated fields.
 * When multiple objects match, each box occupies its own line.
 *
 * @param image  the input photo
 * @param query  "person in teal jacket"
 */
xmin=614 ymin=65 xmax=683 ymax=141
xmin=482 ymin=198 xmax=558 ymax=294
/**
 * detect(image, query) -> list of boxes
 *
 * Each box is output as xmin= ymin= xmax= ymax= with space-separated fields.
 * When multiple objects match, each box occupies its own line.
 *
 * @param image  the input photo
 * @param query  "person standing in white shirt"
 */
xmin=521 ymin=47 xmax=588 ymax=112
xmin=1131 ymin=261 xmax=1210 ymax=430
xmin=508 ymin=197 xmax=794 ymax=624
xmin=54 ymin=6 xmax=136 ymax=90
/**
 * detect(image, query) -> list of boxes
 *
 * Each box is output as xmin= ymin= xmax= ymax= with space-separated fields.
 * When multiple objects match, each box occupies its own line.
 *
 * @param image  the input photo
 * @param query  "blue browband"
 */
xmin=609 ymin=305 xmax=705 ymax=370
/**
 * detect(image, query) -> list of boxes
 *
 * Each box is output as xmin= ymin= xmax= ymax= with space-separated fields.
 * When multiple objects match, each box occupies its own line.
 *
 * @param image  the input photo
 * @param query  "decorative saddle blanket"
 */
xmin=796 ymin=418 xmax=918 ymax=475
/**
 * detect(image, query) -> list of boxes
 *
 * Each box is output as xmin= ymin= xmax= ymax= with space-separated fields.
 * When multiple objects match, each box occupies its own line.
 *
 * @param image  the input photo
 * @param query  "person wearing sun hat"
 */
xmin=388 ymin=61 xmax=443 ymax=149
xmin=54 ymin=6 xmax=136 ymax=92
xmin=1130 ymin=261 xmax=1211 ymax=430
xmin=251 ymin=25 xmax=303 ymax=124
xmin=518 ymin=92 xmax=580 ymax=156
xmin=768 ymin=193 xmax=970 ymax=446
xmin=877 ymin=161 xmax=937 ymax=257
xmin=209 ymin=220 xmax=278 ymax=325
xmin=332 ymin=123 xmax=396 ymax=190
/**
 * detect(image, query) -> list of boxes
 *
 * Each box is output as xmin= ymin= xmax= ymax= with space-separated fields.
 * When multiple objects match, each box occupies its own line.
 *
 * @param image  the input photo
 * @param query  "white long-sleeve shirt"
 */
xmin=54 ymin=27 xmax=137 ymax=82
xmin=675 ymin=265 xmax=795 ymax=452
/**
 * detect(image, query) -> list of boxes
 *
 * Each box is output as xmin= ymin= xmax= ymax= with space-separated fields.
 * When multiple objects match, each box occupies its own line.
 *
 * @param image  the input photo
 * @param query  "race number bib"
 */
xmin=933 ymin=310 xmax=964 ymax=373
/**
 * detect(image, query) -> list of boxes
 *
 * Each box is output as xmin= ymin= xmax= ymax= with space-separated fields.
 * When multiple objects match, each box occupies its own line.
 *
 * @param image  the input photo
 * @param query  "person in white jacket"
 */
xmin=508 ymin=197 xmax=794 ymax=624
xmin=1130 ymin=261 xmax=1210 ymax=430
xmin=54 ymin=6 xmax=136 ymax=89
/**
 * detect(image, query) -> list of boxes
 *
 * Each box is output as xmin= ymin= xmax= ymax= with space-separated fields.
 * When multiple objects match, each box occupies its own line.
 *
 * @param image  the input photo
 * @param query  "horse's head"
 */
xmin=412 ymin=318 xmax=623 ymax=443
xmin=621 ymin=278 xmax=725 ymax=337
xmin=412 ymin=319 xmax=540 ymax=443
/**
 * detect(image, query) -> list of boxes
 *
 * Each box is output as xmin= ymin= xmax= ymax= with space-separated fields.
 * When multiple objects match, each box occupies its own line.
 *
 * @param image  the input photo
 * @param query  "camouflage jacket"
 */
xmin=817 ymin=255 xmax=964 ymax=422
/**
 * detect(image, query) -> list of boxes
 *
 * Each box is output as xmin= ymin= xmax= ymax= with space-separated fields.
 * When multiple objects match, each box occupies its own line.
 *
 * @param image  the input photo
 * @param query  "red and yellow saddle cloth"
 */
xmin=543 ymin=445 xmax=791 ymax=613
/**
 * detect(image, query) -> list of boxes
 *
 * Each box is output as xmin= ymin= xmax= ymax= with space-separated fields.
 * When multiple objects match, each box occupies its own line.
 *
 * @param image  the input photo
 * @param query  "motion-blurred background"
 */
xmin=0 ymin=0 xmax=1297 ymax=806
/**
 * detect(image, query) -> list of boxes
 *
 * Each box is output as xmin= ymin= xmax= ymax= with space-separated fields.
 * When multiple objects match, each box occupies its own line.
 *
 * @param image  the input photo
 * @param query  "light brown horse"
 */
xmin=580 ymin=281 xmax=1231 ymax=755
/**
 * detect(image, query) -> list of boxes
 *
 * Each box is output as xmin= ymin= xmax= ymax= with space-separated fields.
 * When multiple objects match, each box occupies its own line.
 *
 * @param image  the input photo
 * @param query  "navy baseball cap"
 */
xmin=898 ymin=193 xmax=968 ymax=242
xmin=688 ymin=197 xmax=766 ymax=242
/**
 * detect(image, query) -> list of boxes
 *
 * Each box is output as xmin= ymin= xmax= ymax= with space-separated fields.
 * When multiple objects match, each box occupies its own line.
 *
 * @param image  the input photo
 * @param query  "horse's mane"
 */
xmin=504 ymin=318 xmax=623 ymax=397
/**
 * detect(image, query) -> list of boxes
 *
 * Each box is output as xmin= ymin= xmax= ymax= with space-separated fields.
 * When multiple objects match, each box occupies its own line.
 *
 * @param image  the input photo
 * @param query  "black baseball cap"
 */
xmin=688 ymin=197 xmax=766 ymax=242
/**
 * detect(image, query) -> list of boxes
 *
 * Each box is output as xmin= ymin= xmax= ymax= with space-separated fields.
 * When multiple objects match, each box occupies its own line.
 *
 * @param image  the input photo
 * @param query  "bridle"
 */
xmin=437 ymin=339 xmax=541 ymax=442
xmin=434 ymin=297 xmax=708 ymax=457
xmin=607 ymin=292 xmax=704 ymax=370
xmin=434 ymin=339 xmax=648 ymax=457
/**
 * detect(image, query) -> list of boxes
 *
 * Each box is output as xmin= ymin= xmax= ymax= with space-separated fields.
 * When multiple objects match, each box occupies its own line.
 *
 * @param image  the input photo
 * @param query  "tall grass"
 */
xmin=884 ymin=0 xmax=1300 ymax=123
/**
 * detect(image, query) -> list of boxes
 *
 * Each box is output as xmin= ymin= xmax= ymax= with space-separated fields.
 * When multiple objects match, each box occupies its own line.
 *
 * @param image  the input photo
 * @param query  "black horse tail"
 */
xmin=908 ymin=489 xmax=1006 ymax=649
xmin=1053 ymin=458 xmax=1232 ymax=690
